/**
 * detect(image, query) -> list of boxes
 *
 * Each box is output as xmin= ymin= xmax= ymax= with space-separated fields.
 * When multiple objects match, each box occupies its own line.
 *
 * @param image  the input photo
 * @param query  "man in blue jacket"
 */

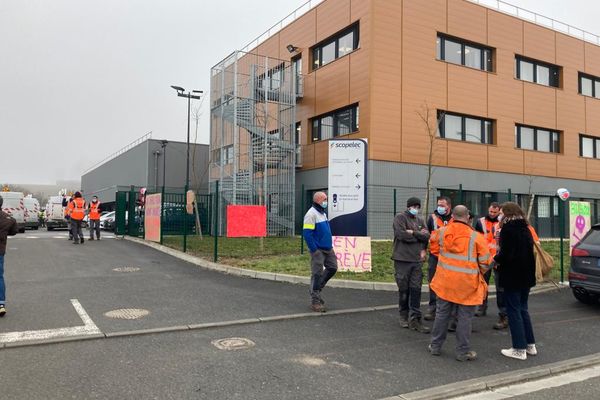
xmin=303 ymin=192 xmax=337 ymax=312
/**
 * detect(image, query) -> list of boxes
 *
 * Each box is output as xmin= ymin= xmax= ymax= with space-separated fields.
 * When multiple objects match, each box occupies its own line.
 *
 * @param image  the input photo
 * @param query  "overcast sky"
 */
xmin=1 ymin=0 xmax=597 ymax=185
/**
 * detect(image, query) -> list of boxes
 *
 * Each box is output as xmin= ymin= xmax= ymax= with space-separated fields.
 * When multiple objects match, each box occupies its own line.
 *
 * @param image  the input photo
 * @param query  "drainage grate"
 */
xmin=104 ymin=308 xmax=150 ymax=319
xmin=112 ymin=267 xmax=141 ymax=272
xmin=211 ymin=337 xmax=256 ymax=351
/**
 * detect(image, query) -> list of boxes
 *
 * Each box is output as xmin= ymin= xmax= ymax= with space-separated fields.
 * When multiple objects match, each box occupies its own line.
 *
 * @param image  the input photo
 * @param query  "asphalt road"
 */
xmin=1 ymin=229 xmax=599 ymax=399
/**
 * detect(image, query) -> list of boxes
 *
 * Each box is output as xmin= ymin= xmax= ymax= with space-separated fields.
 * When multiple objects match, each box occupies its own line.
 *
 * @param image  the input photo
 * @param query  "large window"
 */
xmin=579 ymin=72 xmax=600 ymax=99
xmin=515 ymin=56 xmax=560 ymax=87
xmin=437 ymin=111 xmax=493 ymax=144
xmin=312 ymin=104 xmax=359 ymax=142
xmin=580 ymin=135 xmax=600 ymax=159
xmin=292 ymin=56 xmax=303 ymax=97
xmin=515 ymin=125 xmax=560 ymax=153
xmin=312 ymin=24 xmax=359 ymax=70
xmin=436 ymin=34 xmax=493 ymax=72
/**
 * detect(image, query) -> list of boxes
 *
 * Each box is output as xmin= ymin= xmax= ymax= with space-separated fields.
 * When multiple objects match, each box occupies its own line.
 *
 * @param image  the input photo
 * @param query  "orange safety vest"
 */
xmin=89 ymin=201 xmax=101 ymax=220
xmin=68 ymin=198 xmax=86 ymax=221
xmin=430 ymin=221 xmax=491 ymax=306
xmin=528 ymin=225 xmax=540 ymax=242
xmin=64 ymin=199 xmax=73 ymax=217
xmin=431 ymin=213 xmax=453 ymax=231
xmin=479 ymin=217 xmax=500 ymax=257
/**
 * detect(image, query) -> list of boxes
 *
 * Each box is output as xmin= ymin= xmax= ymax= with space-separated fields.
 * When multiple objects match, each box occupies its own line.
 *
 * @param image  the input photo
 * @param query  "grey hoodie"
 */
xmin=392 ymin=210 xmax=430 ymax=262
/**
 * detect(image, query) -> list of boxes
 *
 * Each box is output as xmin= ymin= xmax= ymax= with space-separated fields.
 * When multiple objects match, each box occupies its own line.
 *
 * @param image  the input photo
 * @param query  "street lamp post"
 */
xmin=160 ymin=140 xmax=168 ymax=191
xmin=171 ymin=86 xmax=202 ymax=253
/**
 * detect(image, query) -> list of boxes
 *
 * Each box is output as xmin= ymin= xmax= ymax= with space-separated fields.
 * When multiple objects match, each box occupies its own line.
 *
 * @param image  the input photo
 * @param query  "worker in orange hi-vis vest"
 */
xmin=473 ymin=202 xmax=502 ymax=321
xmin=428 ymin=205 xmax=491 ymax=362
xmin=87 ymin=196 xmax=102 ymax=241
xmin=67 ymin=192 xmax=86 ymax=244
xmin=424 ymin=196 xmax=453 ymax=322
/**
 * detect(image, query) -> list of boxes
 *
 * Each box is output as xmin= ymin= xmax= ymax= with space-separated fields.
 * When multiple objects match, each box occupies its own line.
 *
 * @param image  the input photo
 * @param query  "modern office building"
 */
xmin=82 ymin=133 xmax=209 ymax=208
xmin=210 ymin=0 xmax=600 ymax=238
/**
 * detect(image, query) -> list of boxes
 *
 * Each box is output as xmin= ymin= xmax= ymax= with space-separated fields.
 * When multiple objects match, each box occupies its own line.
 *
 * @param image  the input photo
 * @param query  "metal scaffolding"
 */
xmin=210 ymin=51 xmax=297 ymax=236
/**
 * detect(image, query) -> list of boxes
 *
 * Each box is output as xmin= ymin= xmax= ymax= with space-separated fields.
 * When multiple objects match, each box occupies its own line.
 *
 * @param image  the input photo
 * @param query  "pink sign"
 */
xmin=144 ymin=193 xmax=161 ymax=242
xmin=332 ymin=236 xmax=372 ymax=272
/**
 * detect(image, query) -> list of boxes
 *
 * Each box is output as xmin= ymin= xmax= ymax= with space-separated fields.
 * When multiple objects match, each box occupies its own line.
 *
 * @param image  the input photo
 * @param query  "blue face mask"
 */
xmin=408 ymin=208 xmax=418 ymax=216
xmin=437 ymin=206 xmax=447 ymax=215
xmin=321 ymin=201 xmax=328 ymax=209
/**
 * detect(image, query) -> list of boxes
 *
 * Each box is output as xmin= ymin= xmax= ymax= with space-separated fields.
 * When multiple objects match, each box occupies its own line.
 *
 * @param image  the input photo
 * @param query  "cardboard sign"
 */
xmin=569 ymin=201 xmax=591 ymax=254
xmin=227 ymin=205 xmax=267 ymax=237
xmin=144 ymin=193 xmax=162 ymax=242
xmin=332 ymin=236 xmax=372 ymax=272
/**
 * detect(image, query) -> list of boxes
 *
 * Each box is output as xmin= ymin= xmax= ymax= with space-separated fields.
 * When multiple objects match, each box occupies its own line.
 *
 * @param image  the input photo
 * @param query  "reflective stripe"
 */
xmin=440 ymin=251 xmax=470 ymax=262
xmin=478 ymin=253 xmax=490 ymax=263
xmin=438 ymin=261 xmax=479 ymax=275
xmin=303 ymin=223 xmax=315 ymax=230
xmin=479 ymin=217 xmax=487 ymax=235
xmin=467 ymin=231 xmax=477 ymax=262
xmin=438 ymin=227 xmax=447 ymax=248
xmin=432 ymin=214 xmax=438 ymax=230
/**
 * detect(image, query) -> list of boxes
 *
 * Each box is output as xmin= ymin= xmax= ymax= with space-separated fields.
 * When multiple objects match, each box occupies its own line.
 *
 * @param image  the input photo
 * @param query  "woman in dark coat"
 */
xmin=494 ymin=202 xmax=537 ymax=360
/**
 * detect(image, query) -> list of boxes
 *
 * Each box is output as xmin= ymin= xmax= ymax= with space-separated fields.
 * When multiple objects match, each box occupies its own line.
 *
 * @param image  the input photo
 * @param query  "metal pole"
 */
xmin=507 ymin=188 xmax=512 ymax=201
xmin=214 ymin=180 xmax=219 ymax=262
xmin=459 ymin=184 xmax=464 ymax=204
xmin=393 ymin=188 xmax=397 ymax=216
xmin=559 ymin=199 xmax=565 ymax=282
xmin=163 ymin=144 xmax=167 ymax=191
xmin=300 ymin=184 xmax=304 ymax=255
xmin=184 ymin=94 xmax=191 ymax=253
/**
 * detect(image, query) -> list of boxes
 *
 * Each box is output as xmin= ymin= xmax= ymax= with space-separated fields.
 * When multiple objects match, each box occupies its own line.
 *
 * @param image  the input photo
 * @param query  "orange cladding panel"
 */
xmin=446 ymin=140 xmax=489 ymax=170
xmin=315 ymin=56 xmax=351 ymax=115
xmin=523 ymin=22 xmax=556 ymax=64
xmin=523 ymin=151 xmax=557 ymax=177
xmin=316 ymin=0 xmax=351 ymax=42
xmin=523 ymin=84 xmax=557 ymax=129
xmin=279 ymin=9 xmax=316 ymax=58
xmin=585 ymin=43 xmax=600 ymax=77
xmin=447 ymin=64 xmax=488 ymax=117
xmin=586 ymin=100 xmax=600 ymax=134
xmin=447 ymin=0 xmax=487 ymax=45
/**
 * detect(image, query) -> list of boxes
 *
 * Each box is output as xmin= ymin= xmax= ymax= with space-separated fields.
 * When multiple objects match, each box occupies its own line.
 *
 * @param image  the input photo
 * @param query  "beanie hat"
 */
xmin=407 ymin=197 xmax=421 ymax=208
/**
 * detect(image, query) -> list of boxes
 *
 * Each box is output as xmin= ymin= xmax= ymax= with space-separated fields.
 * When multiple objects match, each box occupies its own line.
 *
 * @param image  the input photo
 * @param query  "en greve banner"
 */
xmin=328 ymin=139 xmax=368 ymax=236
xmin=333 ymin=236 xmax=372 ymax=272
xmin=144 ymin=193 xmax=162 ymax=243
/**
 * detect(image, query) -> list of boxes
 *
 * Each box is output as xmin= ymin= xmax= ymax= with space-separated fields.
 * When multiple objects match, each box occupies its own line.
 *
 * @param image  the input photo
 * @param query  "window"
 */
xmin=579 ymin=73 xmax=600 ymax=99
xmin=222 ymin=145 xmax=234 ymax=165
xmin=312 ymin=104 xmax=359 ymax=142
xmin=437 ymin=111 xmax=494 ymax=144
xmin=312 ymin=24 xmax=359 ymax=70
xmin=579 ymin=135 xmax=600 ymax=159
xmin=515 ymin=56 xmax=560 ymax=87
xmin=436 ymin=34 xmax=493 ymax=72
xmin=515 ymin=125 xmax=560 ymax=153
xmin=257 ymin=64 xmax=284 ymax=92
xmin=292 ymin=56 xmax=302 ymax=97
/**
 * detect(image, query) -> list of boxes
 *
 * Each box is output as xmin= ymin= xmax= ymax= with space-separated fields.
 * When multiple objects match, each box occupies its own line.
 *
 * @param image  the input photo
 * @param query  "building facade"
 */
xmin=82 ymin=137 xmax=209 ymax=208
xmin=212 ymin=0 xmax=600 ymax=238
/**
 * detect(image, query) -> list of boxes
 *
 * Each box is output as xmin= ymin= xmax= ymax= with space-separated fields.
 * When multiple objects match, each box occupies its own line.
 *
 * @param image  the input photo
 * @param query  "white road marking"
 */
xmin=0 ymin=299 xmax=101 ymax=344
xmin=25 ymin=236 xmax=39 ymax=239
xmin=451 ymin=364 xmax=600 ymax=399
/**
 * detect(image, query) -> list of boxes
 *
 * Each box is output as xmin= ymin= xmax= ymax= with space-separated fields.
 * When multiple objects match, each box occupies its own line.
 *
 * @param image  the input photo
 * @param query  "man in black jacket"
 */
xmin=0 ymin=195 xmax=18 ymax=317
xmin=392 ymin=197 xmax=430 ymax=333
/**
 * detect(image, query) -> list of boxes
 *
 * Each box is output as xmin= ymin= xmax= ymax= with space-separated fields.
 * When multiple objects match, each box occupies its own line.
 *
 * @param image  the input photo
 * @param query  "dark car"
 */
xmin=569 ymin=224 xmax=600 ymax=304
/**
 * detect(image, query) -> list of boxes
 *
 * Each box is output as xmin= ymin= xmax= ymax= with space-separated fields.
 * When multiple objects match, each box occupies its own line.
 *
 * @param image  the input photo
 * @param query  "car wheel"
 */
xmin=572 ymin=287 xmax=597 ymax=305
xmin=48 ymin=226 xmax=53 ymax=231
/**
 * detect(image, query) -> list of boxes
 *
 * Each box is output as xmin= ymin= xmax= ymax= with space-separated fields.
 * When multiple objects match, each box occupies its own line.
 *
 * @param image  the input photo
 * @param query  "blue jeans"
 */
xmin=504 ymin=288 xmax=535 ymax=349
xmin=0 ymin=254 xmax=5 ymax=305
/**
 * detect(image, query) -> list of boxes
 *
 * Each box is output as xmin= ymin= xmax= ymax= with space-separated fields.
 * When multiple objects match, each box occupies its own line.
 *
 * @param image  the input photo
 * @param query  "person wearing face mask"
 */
xmin=474 ymin=202 xmax=501 ymax=319
xmin=424 ymin=196 xmax=453 ymax=321
xmin=391 ymin=197 xmax=431 ymax=333
xmin=303 ymin=192 xmax=337 ymax=312
xmin=88 ymin=196 xmax=102 ymax=241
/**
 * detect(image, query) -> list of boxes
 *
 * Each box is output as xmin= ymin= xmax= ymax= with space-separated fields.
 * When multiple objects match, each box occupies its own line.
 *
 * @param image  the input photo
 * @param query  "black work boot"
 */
xmin=424 ymin=308 xmax=436 ymax=321
xmin=399 ymin=314 xmax=409 ymax=329
xmin=409 ymin=319 xmax=431 ymax=334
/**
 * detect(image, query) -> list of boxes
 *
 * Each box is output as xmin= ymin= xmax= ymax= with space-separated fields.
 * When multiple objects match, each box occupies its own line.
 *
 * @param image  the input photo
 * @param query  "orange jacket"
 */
xmin=64 ymin=199 xmax=73 ymax=217
xmin=430 ymin=221 xmax=491 ymax=306
xmin=429 ymin=213 xmax=453 ymax=232
xmin=68 ymin=198 xmax=86 ymax=221
xmin=89 ymin=201 xmax=101 ymax=220
xmin=478 ymin=217 xmax=500 ymax=257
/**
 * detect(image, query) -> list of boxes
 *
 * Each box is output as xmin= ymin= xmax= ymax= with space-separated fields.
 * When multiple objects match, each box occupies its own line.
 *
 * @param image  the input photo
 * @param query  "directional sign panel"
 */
xmin=328 ymin=139 xmax=368 ymax=236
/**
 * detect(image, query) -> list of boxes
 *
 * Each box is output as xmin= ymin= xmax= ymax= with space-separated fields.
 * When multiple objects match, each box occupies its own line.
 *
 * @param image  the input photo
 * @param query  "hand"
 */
xmin=406 ymin=229 xmax=414 ymax=235
xmin=420 ymin=249 xmax=427 ymax=261
xmin=420 ymin=228 xmax=428 ymax=234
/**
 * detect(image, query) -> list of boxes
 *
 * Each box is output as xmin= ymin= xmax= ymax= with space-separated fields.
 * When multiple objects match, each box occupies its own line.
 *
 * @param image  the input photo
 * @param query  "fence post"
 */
xmin=183 ymin=186 xmax=188 ymax=253
xmin=213 ymin=180 xmax=219 ymax=262
xmin=160 ymin=186 xmax=165 ymax=245
xmin=393 ymin=188 xmax=397 ymax=216
xmin=459 ymin=184 xmax=464 ymax=204
xmin=507 ymin=188 xmax=512 ymax=201
xmin=558 ymin=198 xmax=565 ymax=282
xmin=300 ymin=184 xmax=304 ymax=255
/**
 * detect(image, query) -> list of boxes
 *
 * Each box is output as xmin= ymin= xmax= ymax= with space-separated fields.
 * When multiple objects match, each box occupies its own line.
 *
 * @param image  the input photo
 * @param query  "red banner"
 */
xmin=226 ymin=205 xmax=267 ymax=237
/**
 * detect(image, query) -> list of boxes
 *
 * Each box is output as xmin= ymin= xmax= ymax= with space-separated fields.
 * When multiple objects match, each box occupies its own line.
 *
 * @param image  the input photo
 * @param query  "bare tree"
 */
xmin=416 ymin=104 xmax=444 ymax=216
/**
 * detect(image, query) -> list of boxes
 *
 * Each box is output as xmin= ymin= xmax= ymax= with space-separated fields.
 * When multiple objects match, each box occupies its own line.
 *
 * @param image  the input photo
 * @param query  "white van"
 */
xmin=45 ymin=195 xmax=68 ymax=230
xmin=1 ymin=191 xmax=26 ymax=233
xmin=23 ymin=196 xmax=41 ymax=230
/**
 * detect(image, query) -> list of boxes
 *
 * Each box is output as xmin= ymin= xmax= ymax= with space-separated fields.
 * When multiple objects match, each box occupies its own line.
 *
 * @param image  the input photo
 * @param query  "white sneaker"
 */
xmin=501 ymin=348 xmax=527 ymax=360
xmin=526 ymin=344 xmax=537 ymax=356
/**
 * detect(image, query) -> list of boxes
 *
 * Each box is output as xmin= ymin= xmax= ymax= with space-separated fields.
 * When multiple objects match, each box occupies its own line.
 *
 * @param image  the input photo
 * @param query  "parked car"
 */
xmin=569 ymin=223 xmax=600 ymax=304
xmin=99 ymin=211 xmax=116 ymax=230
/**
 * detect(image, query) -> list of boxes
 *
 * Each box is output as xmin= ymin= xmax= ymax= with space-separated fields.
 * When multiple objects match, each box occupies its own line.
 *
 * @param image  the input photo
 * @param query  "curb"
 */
xmin=384 ymin=352 xmax=600 ymax=400
xmin=122 ymin=236 xmax=562 ymax=294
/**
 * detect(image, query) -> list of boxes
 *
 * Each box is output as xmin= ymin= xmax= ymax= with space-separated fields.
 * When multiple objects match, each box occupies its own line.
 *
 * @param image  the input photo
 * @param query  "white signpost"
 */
xmin=328 ymin=139 xmax=368 ymax=237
